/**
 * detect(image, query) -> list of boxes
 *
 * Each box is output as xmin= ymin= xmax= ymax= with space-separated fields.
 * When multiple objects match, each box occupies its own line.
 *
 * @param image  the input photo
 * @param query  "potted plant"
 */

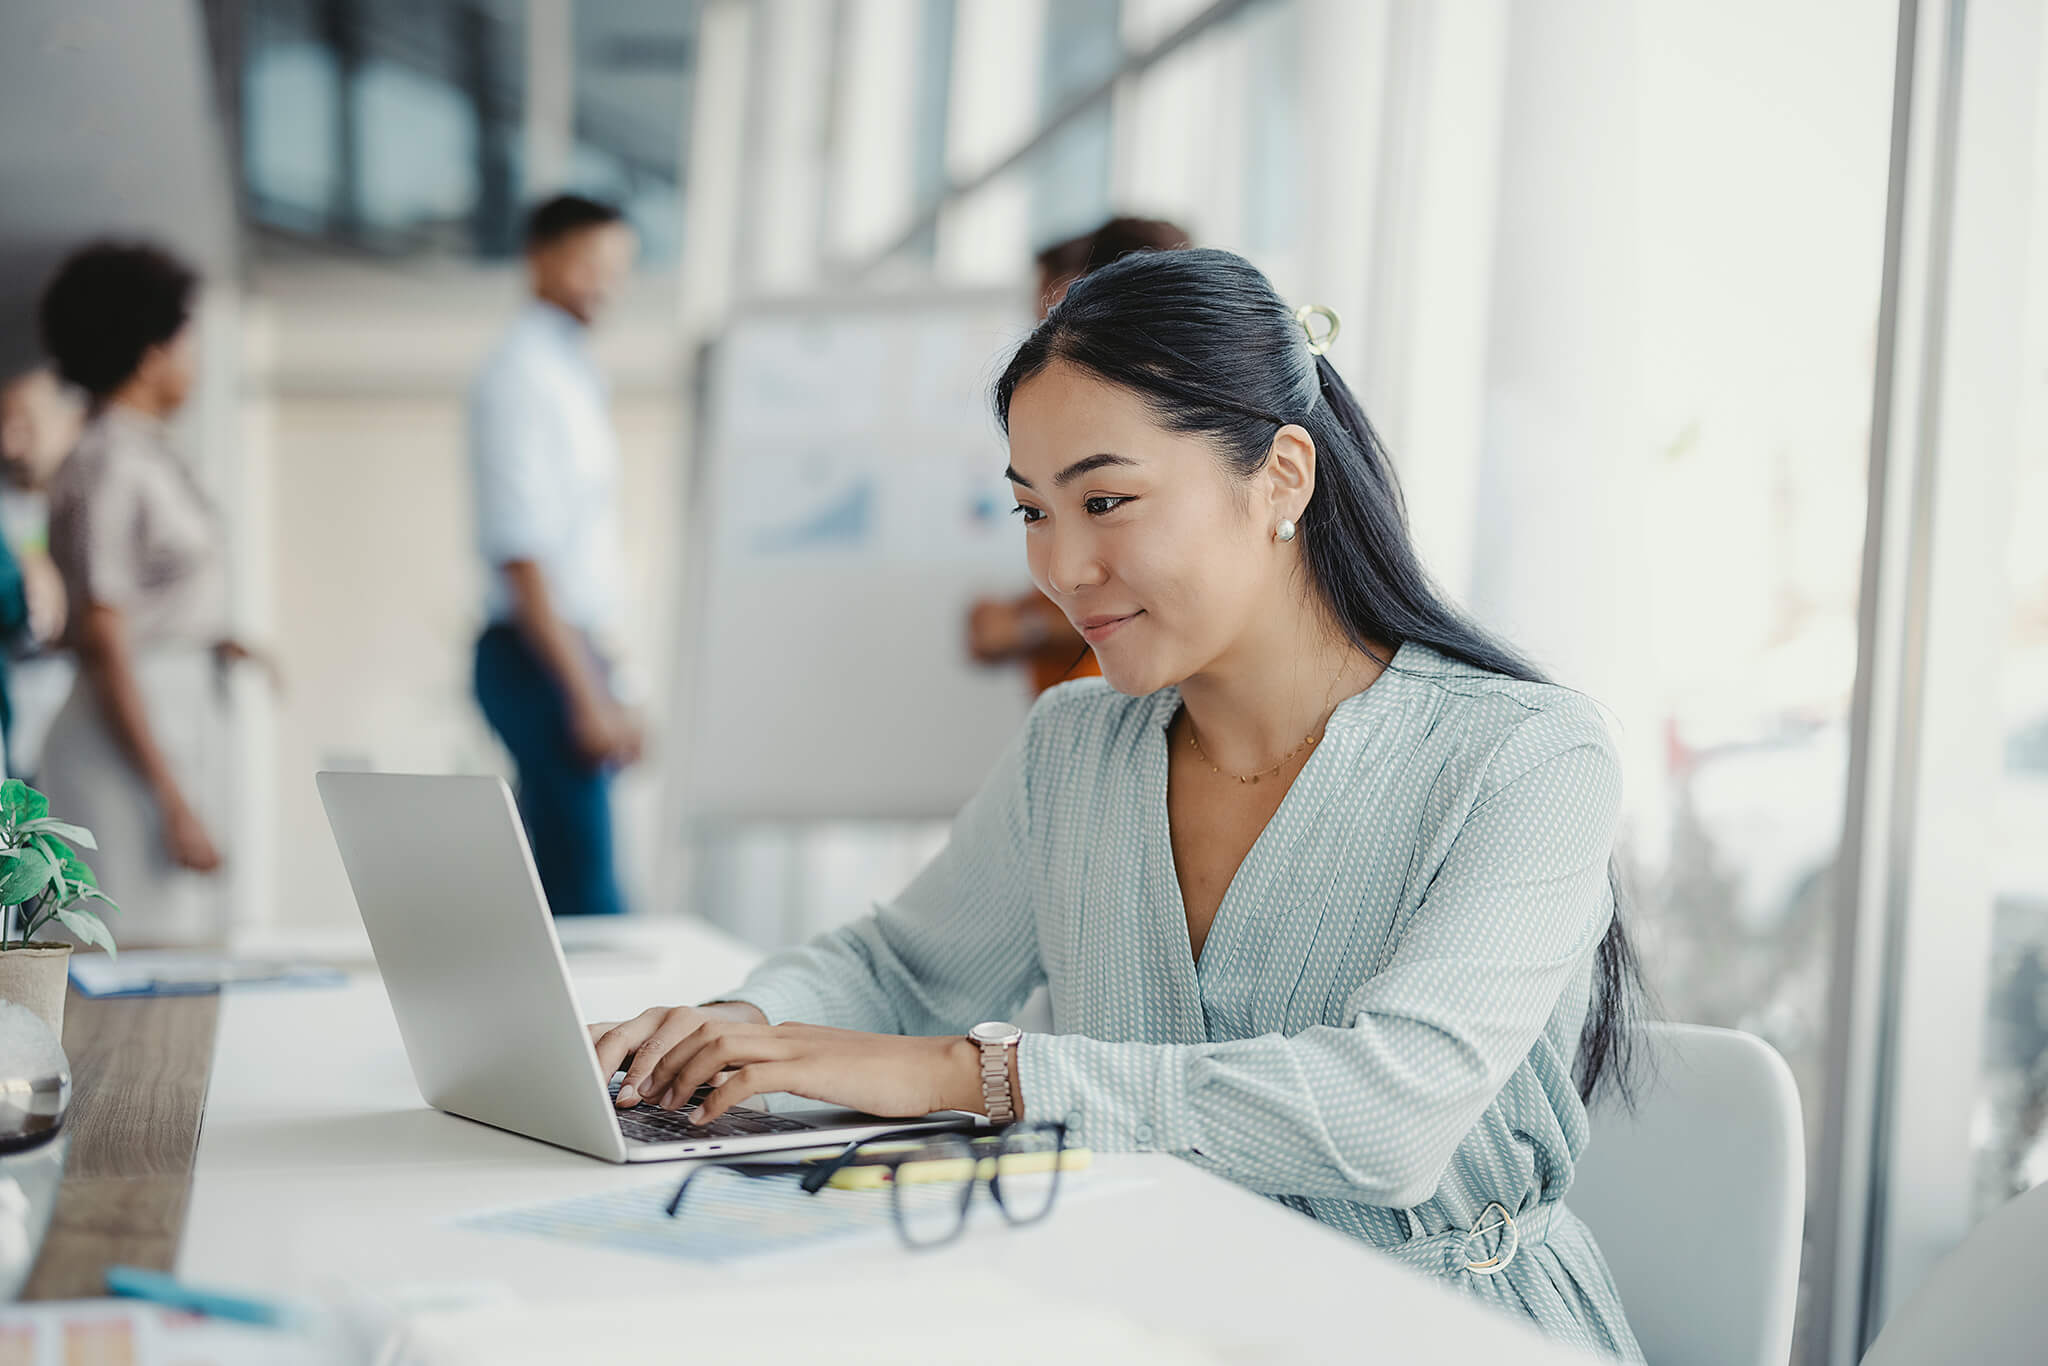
xmin=0 ymin=780 xmax=118 ymax=1035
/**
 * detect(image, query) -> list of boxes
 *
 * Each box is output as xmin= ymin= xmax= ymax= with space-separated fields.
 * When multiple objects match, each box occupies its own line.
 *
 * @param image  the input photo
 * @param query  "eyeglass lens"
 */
xmin=889 ymin=1133 xmax=978 ymax=1247
xmin=989 ymin=1123 xmax=1064 ymax=1225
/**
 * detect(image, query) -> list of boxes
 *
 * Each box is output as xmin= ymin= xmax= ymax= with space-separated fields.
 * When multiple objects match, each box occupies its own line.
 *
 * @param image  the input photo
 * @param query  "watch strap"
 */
xmin=977 ymin=1031 xmax=1019 ymax=1125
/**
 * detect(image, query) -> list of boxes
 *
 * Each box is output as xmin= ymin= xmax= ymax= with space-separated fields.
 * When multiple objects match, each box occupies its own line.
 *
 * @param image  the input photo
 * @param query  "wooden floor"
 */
xmin=20 ymin=990 xmax=219 ymax=1300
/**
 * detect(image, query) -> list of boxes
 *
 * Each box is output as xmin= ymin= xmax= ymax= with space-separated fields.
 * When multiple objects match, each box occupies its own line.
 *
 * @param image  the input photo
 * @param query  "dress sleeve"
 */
xmin=1017 ymin=701 xmax=1623 ymax=1209
xmin=719 ymin=719 xmax=1045 ymax=1036
xmin=48 ymin=453 xmax=144 ymax=613
xmin=470 ymin=364 xmax=563 ymax=567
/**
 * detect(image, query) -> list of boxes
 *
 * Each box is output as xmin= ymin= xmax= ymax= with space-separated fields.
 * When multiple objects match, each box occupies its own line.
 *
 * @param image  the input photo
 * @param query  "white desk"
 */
xmin=180 ymin=918 xmax=1596 ymax=1363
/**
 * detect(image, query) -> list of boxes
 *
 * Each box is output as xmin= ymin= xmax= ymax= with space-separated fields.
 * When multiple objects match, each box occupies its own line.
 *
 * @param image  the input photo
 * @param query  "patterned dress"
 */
xmin=726 ymin=640 xmax=1645 ymax=1361
xmin=41 ymin=407 xmax=230 ymax=944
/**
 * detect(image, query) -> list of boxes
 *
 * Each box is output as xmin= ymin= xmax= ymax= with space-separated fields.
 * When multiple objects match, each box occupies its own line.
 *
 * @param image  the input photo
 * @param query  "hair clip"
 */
xmin=1294 ymin=303 xmax=1341 ymax=357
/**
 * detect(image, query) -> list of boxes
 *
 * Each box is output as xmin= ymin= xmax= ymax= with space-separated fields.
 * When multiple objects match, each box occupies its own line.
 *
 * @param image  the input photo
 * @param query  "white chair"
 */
xmin=1859 ymin=1178 xmax=2048 ymax=1366
xmin=1568 ymin=1022 xmax=1805 ymax=1366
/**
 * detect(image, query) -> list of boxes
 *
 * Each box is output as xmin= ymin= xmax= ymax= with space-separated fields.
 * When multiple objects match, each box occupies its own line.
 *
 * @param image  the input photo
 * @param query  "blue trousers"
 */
xmin=473 ymin=625 xmax=627 ymax=917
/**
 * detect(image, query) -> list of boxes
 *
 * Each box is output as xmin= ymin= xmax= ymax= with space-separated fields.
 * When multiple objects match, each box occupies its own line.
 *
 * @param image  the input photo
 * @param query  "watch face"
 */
xmin=969 ymin=1020 xmax=1020 ymax=1044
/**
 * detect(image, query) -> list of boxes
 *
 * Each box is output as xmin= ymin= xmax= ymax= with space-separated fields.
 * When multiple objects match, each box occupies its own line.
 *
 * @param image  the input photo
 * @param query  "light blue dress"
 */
xmin=725 ymin=641 xmax=1645 ymax=1361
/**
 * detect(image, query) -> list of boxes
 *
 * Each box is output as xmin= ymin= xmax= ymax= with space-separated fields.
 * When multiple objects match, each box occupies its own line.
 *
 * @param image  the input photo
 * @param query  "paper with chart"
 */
xmin=680 ymin=291 xmax=1042 ymax=821
xmin=710 ymin=311 xmax=1022 ymax=569
xmin=457 ymin=1166 xmax=1150 ymax=1267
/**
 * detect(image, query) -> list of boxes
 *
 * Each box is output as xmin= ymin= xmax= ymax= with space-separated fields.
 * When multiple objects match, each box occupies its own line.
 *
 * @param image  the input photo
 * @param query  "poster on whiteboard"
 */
xmin=674 ymin=291 xmax=1042 ymax=823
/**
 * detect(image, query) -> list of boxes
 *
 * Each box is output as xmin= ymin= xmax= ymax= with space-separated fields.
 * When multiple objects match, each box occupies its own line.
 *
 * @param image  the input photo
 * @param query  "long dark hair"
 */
xmin=993 ymin=247 xmax=1645 ymax=1105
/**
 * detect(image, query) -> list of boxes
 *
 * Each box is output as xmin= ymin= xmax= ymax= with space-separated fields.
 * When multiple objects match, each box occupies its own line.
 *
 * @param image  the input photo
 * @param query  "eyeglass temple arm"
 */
xmin=665 ymin=1161 xmax=810 ymax=1216
xmin=798 ymin=1138 xmax=874 ymax=1194
xmin=797 ymin=1124 xmax=982 ymax=1195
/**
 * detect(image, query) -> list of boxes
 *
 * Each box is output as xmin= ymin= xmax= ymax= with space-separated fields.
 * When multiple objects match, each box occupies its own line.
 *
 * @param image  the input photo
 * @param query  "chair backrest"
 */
xmin=1859 ymin=1178 xmax=2048 ymax=1366
xmin=1568 ymin=1022 xmax=1805 ymax=1366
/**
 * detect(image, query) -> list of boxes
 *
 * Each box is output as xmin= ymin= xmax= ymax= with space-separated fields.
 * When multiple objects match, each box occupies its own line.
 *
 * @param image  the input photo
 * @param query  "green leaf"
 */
xmin=31 ymin=837 xmax=69 ymax=894
xmin=38 ymin=841 xmax=99 ymax=897
xmin=20 ymin=819 xmax=97 ymax=852
xmin=53 ymin=906 xmax=115 ymax=958
xmin=0 ymin=845 xmax=54 ymax=906
xmin=0 ymin=781 xmax=48 ymax=826
xmin=36 ymin=835 xmax=72 ymax=876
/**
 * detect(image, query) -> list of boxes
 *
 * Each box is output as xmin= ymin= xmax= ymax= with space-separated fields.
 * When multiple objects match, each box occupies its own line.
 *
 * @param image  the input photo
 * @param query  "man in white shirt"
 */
xmin=470 ymin=195 xmax=639 ymax=917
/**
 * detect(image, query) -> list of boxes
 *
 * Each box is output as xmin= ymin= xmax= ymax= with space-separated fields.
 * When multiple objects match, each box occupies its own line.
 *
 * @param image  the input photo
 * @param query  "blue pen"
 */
xmin=105 ymin=1265 xmax=293 ymax=1327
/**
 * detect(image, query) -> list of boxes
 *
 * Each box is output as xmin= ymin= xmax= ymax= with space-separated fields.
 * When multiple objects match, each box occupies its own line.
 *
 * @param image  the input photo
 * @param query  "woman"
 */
xmin=594 ymin=249 xmax=1646 ymax=1359
xmin=36 ymin=243 xmax=252 ymax=944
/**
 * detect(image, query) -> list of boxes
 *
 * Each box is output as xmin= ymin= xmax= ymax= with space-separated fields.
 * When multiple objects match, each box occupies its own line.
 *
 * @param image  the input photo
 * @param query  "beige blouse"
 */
xmin=48 ymin=407 xmax=228 ymax=649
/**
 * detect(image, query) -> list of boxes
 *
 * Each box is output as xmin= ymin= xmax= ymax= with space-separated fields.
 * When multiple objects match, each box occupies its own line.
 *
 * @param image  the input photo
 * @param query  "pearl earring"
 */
xmin=1275 ymin=519 xmax=1297 ymax=543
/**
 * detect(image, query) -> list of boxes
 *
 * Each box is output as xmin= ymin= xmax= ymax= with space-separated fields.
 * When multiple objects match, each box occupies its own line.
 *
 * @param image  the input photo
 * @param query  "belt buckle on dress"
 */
xmin=1461 ymin=1202 xmax=1520 ymax=1275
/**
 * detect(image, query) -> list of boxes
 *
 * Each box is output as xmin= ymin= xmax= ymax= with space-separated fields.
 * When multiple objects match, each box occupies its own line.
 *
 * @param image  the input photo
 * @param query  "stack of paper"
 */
xmin=0 ymin=1300 xmax=326 ymax=1365
xmin=68 ymin=950 xmax=344 ymax=999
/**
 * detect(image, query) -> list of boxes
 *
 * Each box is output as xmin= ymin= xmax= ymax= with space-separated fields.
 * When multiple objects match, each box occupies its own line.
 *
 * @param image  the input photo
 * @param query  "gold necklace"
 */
xmin=1186 ymin=723 xmax=1321 ymax=785
xmin=1183 ymin=670 xmax=1352 ymax=785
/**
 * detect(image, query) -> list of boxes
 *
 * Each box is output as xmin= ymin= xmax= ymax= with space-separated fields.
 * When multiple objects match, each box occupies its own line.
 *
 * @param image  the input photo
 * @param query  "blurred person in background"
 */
xmin=37 ymin=242 xmax=268 ymax=944
xmin=0 ymin=522 xmax=31 ymax=778
xmin=470 ymin=194 xmax=640 ymax=918
xmin=0 ymin=366 xmax=85 ymax=777
xmin=966 ymin=216 xmax=1191 ymax=695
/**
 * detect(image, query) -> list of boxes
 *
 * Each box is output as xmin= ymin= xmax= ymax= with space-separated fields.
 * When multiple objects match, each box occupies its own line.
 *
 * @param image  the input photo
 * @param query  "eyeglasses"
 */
xmin=664 ymin=1121 xmax=1071 ymax=1250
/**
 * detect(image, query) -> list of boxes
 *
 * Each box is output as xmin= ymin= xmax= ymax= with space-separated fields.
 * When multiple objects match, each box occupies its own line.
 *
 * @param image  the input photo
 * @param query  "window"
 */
xmin=905 ymin=0 xmax=959 ymax=261
xmin=1968 ymin=23 xmax=2048 ymax=1223
xmin=1239 ymin=0 xmax=1299 ymax=254
xmin=239 ymin=0 xmax=526 ymax=256
xmin=1031 ymin=0 xmax=1122 ymax=248
xmin=570 ymin=0 xmax=694 ymax=265
xmin=236 ymin=0 xmax=694 ymax=263
xmin=243 ymin=27 xmax=342 ymax=231
xmin=1620 ymin=0 xmax=1896 ymax=1165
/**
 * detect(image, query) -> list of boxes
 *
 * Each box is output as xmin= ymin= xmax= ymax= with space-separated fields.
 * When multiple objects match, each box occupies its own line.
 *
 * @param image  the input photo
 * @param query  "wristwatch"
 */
xmin=968 ymin=1020 xmax=1023 ymax=1125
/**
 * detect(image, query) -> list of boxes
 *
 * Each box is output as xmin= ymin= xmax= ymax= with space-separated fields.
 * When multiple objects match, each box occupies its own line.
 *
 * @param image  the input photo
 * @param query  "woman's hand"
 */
xmin=587 ymin=1005 xmax=985 ymax=1125
xmin=160 ymin=794 xmax=221 ymax=872
xmin=214 ymin=638 xmax=286 ymax=695
xmin=22 ymin=554 xmax=65 ymax=644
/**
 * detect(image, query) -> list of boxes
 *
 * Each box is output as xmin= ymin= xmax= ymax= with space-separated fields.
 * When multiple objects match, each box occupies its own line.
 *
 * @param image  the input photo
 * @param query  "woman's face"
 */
xmin=0 ymin=370 xmax=83 ymax=487
xmin=1004 ymin=359 xmax=1311 ymax=696
xmin=137 ymin=322 xmax=198 ymax=414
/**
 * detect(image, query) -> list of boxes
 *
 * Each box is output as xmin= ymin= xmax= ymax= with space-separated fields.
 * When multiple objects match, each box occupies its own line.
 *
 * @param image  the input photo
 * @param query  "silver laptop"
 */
xmin=317 ymin=770 xmax=972 ymax=1162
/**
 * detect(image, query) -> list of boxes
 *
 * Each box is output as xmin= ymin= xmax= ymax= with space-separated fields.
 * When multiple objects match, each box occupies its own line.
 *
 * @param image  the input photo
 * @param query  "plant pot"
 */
xmin=0 ymin=944 xmax=71 ymax=1038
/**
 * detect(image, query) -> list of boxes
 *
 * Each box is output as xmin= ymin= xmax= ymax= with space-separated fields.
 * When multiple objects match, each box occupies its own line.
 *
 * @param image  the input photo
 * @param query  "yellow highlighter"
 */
xmin=808 ymin=1144 xmax=1093 ymax=1190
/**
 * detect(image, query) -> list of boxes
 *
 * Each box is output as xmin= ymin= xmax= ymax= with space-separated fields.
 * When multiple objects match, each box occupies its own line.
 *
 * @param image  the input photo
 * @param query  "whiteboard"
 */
xmin=674 ymin=290 xmax=1041 ymax=821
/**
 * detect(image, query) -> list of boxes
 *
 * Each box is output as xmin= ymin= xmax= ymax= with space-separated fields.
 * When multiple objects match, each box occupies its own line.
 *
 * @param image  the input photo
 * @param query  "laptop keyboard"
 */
xmin=608 ymin=1077 xmax=816 ymax=1144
